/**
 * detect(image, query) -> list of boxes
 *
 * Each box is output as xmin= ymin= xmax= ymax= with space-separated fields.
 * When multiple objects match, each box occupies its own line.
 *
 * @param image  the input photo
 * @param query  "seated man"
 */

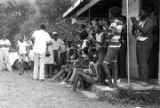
xmin=52 ymin=46 xmax=78 ymax=82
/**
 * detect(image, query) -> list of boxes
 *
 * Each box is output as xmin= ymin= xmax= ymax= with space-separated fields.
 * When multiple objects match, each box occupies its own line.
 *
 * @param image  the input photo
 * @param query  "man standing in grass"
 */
xmin=0 ymin=34 xmax=12 ymax=72
xmin=32 ymin=24 xmax=52 ymax=81
xmin=17 ymin=36 xmax=28 ymax=75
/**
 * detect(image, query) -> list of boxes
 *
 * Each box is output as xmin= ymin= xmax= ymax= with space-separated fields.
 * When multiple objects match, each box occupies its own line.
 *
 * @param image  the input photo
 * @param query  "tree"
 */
xmin=36 ymin=0 xmax=77 ymax=40
xmin=0 ymin=0 xmax=35 ymax=47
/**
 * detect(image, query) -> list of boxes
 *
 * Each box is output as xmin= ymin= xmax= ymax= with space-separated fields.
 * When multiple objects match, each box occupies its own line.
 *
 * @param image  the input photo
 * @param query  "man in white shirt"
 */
xmin=0 ymin=34 xmax=12 ymax=72
xmin=17 ymin=36 xmax=28 ymax=75
xmin=32 ymin=24 xmax=52 ymax=81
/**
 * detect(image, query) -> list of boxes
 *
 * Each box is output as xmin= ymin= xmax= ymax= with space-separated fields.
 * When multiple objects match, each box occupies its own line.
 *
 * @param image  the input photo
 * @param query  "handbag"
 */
xmin=45 ymin=46 xmax=50 ymax=57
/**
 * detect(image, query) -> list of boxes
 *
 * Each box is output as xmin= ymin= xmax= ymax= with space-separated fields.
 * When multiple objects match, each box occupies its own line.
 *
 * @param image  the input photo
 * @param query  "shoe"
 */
xmin=65 ymin=84 xmax=73 ymax=88
xmin=59 ymin=81 xmax=67 ymax=85
xmin=33 ymin=78 xmax=39 ymax=80
xmin=8 ymin=68 xmax=12 ymax=72
xmin=40 ymin=79 xmax=44 ymax=81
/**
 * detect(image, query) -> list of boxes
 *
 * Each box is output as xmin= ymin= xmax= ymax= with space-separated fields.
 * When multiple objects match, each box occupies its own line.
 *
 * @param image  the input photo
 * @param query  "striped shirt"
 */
xmin=108 ymin=19 xmax=123 ymax=49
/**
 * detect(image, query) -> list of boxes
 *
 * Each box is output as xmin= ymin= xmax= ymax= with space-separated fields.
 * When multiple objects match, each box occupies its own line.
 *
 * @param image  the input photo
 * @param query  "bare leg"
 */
xmin=102 ymin=63 xmax=113 ymax=87
xmin=64 ymin=70 xmax=73 ymax=82
xmin=112 ymin=62 xmax=118 ymax=87
xmin=53 ymin=69 xmax=66 ymax=80
xmin=72 ymin=72 xmax=79 ymax=92
xmin=97 ymin=63 xmax=104 ymax=84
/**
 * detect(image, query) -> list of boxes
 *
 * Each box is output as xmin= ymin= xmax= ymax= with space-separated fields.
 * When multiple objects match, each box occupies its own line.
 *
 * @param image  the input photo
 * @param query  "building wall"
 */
xmin=122 ymin=0 xmax=141 ymax=79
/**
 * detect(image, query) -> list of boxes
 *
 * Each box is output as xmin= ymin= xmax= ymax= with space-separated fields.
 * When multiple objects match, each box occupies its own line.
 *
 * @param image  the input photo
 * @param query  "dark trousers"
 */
xmin=119 ymin=42 xmax=127 ymax=78
xmin=60 ymin=52 xmax=67 ymax=66
xmin=149 ymin=41 xmax=159 ymax=79
xmin=136 ymin=37 xmax=153 ymax=82
xmin=45 ymin=64 xmax=53 ymax=77
xmin=53 ymin=50 xmax=60 ymax=70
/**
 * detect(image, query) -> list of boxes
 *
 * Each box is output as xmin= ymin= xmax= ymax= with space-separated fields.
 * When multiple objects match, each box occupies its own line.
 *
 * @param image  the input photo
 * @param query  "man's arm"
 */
xmin=31 ymin=31 xmax=36 ymax=44
xmin=131 ymin=17 xmax=153 ymax=35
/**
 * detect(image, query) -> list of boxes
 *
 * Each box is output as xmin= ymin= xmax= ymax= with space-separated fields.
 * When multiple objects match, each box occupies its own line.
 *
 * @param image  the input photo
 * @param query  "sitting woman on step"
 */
xmin=72 ymin=51 xmax=99 ymax=92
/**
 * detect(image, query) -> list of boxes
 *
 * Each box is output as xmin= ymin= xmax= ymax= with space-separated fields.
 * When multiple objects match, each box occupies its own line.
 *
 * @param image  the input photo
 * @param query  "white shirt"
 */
xmin=52 ymin=39 xmax=63 ymax=50
xmin=81 ymin=39 xmax=89 ymax=50
xmin=17 ymin=41 xmax=28 ymax=54
xmin=32 ymin=30 xmax=51 ymax=54
xmin=59 ymin=42 xmax=67 ymax=53
xmin=0 ymin=39 xmax=11 ymax=51
xmin=28 ymin=49 xmax=34 ymax=61
xmin=137 ymin=21 xmax=148 ymax=41
xmin=96 ymin=32 xmax=104 ymax=42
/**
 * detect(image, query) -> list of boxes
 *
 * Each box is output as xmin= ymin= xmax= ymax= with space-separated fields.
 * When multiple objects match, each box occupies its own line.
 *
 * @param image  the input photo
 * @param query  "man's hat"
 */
xmin=52 ymin=32 xmax=58 ymax=35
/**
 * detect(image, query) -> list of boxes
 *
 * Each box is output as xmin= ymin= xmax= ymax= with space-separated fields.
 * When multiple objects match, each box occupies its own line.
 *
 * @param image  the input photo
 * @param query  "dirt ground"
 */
xmin=0 ymin=70 xmax=132 ymax=108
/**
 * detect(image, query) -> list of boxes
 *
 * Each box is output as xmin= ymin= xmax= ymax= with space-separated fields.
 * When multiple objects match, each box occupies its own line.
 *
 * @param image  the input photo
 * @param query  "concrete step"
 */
xmin=91 ymin=84 xmax=118 ymax=99
xmin=80 ymin=90 xmax=99 ymax=99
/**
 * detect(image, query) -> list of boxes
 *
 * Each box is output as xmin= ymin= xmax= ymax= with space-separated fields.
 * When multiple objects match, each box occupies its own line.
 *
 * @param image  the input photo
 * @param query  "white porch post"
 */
xmin=126 ymin=0 xmax=130 ymax=85
xmin=158 ymin=0 xmax=160 ymax=85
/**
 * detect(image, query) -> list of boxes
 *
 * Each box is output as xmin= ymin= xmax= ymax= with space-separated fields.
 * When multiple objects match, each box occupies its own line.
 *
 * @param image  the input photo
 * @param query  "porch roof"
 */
xmin=62 ymin=0 xmax=89 ymax=18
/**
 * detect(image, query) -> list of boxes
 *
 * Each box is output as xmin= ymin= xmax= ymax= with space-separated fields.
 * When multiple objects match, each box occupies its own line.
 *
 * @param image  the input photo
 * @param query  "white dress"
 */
xmin=45 ymin=45 xmax=55 ymax=65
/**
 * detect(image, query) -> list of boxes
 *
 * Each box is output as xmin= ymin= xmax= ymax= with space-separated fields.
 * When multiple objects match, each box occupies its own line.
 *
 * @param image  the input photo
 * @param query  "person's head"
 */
xmin=80 ymin=24 xmax=86 ymax=30
xmin=91 ymin=19 xmax=98 ymax=26
xmin=109 ymin=6 xmax=122 ymax=21
xmin=19 ymin=36 xmax=24 ymax=42
xmin=40 ymin=24 xmax=46 ymax=30
xmin=67 ymin=40 xmax=72 ymax=48
xmin=2 ymin=33 xmax=7 ymax=40
xmin=79 ymin=30 xmax=88 ymax=40
xmin=95 ymin=25 xmax=103 ymax=33
xmin=63 ymin=37 xmax=67 ymax=43
xmin=86 ymin=24 xmax=94 ymax=34
xmin=139 ymin=7 xmax=151 ymax=21
xmin=93 ymin=53 xmax=98 ymax=63
xmin=52 ymin=32 xmax=58 ymax=40
xmin=121 ymin=15 xmax=127 ymax=25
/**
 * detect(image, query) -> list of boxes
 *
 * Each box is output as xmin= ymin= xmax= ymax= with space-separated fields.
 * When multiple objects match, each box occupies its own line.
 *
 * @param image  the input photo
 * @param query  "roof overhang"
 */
xmin=62 ymin=0 xmax=89 ymax=18
xmin=76 ymin=0 xmax=101 ymax=16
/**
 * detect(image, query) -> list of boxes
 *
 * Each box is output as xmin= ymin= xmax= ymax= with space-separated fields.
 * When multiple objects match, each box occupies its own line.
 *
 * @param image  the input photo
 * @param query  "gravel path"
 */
xmin=0 ymin=70 xmax=130 ymax=108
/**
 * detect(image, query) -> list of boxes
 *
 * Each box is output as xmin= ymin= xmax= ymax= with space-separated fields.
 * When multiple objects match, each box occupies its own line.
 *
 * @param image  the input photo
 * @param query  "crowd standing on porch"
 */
xmin=0 ymin=5 xmax=156 ymax=92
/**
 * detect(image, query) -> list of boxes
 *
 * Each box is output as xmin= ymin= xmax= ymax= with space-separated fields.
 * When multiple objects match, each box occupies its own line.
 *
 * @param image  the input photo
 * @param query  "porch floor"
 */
xmin=118 ymin=79 xmax=160 ymax=90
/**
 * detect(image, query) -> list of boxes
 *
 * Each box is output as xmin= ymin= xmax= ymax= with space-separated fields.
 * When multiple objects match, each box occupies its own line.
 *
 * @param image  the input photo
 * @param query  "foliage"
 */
xmin=0 ymin=0 xmax=35 ymax=47
xmin=0 ymin=0 xmax=76 ymax=47
xmin=99 ymin=89 xmax=160 ymax=106
xmin=36 ymin=0 xmax=77 ymax=40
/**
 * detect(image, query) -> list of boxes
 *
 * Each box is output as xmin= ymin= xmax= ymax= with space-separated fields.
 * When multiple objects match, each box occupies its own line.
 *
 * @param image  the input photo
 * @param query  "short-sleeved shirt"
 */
xmin=59 ymin=42 xmax=67 ymax=53
xmin=32 ymin=30 xmax=51 ymax=54
xmin=0 ymin=39 xmax=11 ymax=51
xmin=136 ymin=17 xmax=153 ymax=41
xmin=17 ymin=41 xmax=28 ymax=54
xmin=108 ymin=19 xmax=123 ymax=49
xmin=52 ymin=39 xmax=63 ymax=51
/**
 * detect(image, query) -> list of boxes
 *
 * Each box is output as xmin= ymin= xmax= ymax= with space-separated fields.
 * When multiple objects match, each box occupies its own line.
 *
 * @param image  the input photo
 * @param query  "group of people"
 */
xmin=26 ymin=6 xmax=126 ymax=92
xmin=0 ymin=5 xmax=156 ymax=92
xmin=51 ymin=6 xmax=126 ymax=91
